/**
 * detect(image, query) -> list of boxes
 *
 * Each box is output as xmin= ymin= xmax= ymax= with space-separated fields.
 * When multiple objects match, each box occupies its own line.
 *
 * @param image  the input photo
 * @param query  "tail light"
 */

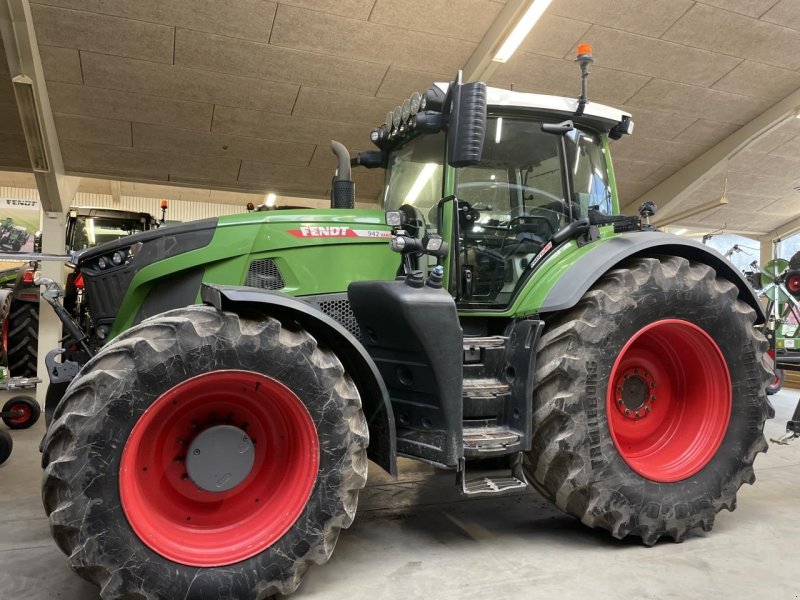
xmin=21 ymin=269 xmax=34 ymax=284
xmin=74 ymin=273 xmax=84 ymax=289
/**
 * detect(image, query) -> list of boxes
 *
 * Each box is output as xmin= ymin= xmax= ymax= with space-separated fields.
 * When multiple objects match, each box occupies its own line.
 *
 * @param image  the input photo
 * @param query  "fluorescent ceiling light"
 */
xmin=265 ymin=193 xmax=277 ymax=207
xmin=12 ymin=74 xmax=49 ymax=173
xmin=405 ymin=163 xmax=438 ymax=205
xmin=493 ymin=0 xmax=554 ymax=63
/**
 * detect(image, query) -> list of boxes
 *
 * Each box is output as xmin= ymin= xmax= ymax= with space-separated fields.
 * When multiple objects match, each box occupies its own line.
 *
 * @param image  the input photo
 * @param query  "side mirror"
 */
xmin=447 ymin=81 xmax=487 ymax=168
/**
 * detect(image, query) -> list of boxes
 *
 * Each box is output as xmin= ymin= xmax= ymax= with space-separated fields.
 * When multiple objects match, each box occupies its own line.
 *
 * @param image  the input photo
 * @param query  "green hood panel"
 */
xmin=110 ymin=209 xmax=399 ymax=336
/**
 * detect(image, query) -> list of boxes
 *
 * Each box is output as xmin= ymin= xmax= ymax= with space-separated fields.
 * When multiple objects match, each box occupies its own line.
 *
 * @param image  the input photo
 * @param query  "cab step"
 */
xmin=462 ymin=377 xmax=510 ymax=398
xmin=463 ymin=428 xmax=520 ymax=450
xmin=456 ymin=453 xmax=528 ymax=497
xmin=463 ymin=335 xmax=508 ymax=349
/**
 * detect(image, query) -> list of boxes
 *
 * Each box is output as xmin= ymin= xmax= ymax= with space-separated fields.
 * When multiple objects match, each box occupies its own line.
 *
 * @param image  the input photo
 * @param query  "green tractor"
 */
xmin=40 ymin=53 xmax=772 ymax=600
xmin=0 ymin=207 xmax=157 ymax=379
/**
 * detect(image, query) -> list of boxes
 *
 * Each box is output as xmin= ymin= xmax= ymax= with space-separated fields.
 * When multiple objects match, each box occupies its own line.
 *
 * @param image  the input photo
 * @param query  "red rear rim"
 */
xmin=7 ymin=403 xmax=31 ymax=425
xmin=606 ymin=319 xmax=731 ymax=483
xmin=119 ymin=370 xmax=319 ymax=567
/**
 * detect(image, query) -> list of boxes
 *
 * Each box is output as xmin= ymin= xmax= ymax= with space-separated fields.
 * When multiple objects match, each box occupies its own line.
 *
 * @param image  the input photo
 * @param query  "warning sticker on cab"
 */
xmin=287 ymin=226 xmax=391 ymax=239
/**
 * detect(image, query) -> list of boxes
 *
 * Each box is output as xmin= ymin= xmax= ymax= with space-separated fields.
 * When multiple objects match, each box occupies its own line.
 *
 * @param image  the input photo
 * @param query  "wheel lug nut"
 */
xmin=645 ymin=406 xmax=651 ymax=412
xmin=174 ymin=456 xmax=184 ymax=463
xmin=181 ymin=473 xmax=189 ymax=481
xmin=624 ymin=409 xmax=631 ymax=415
xmin=177 ymin=438 xmax=186 ymax=446
xmin=650 ymin=395 xmax=656 ymax=401
xmin=634 ymin=411 xmax=640 ymax=418
xmin=618 ymin=398 xmax=623 ymax=404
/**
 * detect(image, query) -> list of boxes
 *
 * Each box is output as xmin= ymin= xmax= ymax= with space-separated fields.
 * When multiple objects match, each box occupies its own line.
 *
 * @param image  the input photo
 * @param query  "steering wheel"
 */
xmin=499 ymin=215 xmax=555 ymax=255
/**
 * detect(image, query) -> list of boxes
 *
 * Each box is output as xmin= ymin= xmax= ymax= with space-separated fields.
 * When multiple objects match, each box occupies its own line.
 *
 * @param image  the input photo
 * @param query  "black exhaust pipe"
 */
xmin=330 ymin=140 xmax=354 ymax=209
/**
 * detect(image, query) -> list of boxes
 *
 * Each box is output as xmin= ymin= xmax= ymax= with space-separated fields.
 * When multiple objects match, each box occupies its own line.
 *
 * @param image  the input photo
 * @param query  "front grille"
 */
xmin=245 ymin=259 xmax=285 ymax=290
xmin=306 ymin=295 xmax=361 ymax=340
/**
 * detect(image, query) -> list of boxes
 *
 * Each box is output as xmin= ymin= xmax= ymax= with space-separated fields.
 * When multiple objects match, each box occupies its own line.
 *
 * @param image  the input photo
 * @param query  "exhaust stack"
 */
xmin=330 ymin=140 xmax=354 ymax=209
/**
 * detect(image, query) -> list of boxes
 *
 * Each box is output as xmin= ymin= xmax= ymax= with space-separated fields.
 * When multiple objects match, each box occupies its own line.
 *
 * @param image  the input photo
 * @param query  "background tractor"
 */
xmin=0 ymin=206 xmax=158 ymax=378
xmin=40 ymin=51 xmax=772 ymax=600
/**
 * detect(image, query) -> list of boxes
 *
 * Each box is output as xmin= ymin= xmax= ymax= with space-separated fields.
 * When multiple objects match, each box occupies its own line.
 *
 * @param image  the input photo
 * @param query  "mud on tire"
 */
xmin=42 ymin=305 xmax=369 ymax=599
xmin=526 ymin=256 xmax=774 ymax=545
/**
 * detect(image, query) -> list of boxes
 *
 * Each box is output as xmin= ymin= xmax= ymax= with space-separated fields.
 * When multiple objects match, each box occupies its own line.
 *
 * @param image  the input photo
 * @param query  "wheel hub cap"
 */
xmin=186 ymin=425 xmax=255 ymax=493
xmin=614 ymin=367 xmax=655 ymax=420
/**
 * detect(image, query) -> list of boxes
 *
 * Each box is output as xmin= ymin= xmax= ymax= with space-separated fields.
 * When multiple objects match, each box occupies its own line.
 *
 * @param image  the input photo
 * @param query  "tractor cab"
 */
xmin=376 ymin=85 xmax=633 ymax=308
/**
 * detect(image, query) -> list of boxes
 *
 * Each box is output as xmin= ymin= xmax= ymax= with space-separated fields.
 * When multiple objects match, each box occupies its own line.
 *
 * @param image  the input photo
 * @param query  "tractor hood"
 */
xmin=75 ymin=208 xmax=399 ymax=338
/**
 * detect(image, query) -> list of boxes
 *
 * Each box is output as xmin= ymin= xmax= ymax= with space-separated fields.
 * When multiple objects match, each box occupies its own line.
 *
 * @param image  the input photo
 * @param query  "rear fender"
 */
xmin=539 ymin=231 xmax=765 ymax=324
xmin=201 ymin=284 xmax=397 ymax=476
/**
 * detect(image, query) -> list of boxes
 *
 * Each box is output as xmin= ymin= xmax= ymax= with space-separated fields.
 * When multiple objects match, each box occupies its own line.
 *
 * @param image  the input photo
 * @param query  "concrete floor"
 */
xmin=0 ymin=389 xmax=798 ymax=600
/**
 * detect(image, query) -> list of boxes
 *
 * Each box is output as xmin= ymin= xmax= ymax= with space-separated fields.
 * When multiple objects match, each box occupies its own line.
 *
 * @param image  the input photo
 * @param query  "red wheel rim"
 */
xmin=606 ymin=319 xmax=731 ymax=483
xmin=119 ymin=370 xmax=319 ymax=567
xmin=7 ymin=403 xmax=31 ymax=425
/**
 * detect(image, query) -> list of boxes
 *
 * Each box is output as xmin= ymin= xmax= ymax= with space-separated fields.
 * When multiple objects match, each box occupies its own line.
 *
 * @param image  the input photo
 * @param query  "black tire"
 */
xmin=42 ymin=305 xmax=368 ymax=599
xmin=7 ymin=299 xmax=38 ymax=377
xmin=0 ymin=288 xmax=12 ymax=366
xmin=527 ymin=256 xmax=773 ymax=545
xmin=766 ymin=367 xmax=785 ymax=395
xmin=2 ymin=395 xmax=41 ymax=429
xmin=0 ymin=427 xmax=11 ymax=465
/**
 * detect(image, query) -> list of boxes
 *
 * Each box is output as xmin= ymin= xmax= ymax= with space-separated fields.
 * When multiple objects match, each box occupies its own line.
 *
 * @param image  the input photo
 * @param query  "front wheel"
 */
xmin=527 ymin=256 xmax=773 ymax=545
xmin=42 ymin=306 xmax=368 ymax=599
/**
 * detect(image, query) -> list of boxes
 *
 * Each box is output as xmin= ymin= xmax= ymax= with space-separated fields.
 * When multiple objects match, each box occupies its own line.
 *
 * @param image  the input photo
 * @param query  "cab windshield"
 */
xmin=383 ymin=116 xmax=613 ymax=306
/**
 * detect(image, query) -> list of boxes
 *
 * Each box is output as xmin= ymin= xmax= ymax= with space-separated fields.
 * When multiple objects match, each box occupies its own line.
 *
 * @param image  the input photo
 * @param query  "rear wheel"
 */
xmin=7 ymin=300 xmax=38 ymax=377
xmin=527 ymin=256 xmax=773 ymax=545
xmin=2 ymin=396 xmax=41 ymax=429
xmin=42 ymin=306 xmax=368 ymax=599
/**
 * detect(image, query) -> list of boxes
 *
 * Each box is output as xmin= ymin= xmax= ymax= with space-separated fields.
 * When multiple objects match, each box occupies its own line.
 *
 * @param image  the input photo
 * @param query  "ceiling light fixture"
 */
xmin=12 ymin=74 xmax=49 ymax=172
xmin=492 ymin=0 xmax=554 ymax=63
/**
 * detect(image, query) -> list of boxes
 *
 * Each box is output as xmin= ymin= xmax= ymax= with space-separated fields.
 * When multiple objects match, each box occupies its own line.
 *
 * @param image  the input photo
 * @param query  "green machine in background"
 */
xmin=38 ymin=48 xmax=772 ymax=600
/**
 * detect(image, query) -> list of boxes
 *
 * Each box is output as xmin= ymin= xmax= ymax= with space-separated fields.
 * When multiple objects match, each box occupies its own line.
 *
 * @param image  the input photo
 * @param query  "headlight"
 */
xmin=410 ymin=91 xmax=421 ymax=114
xmin=111 ymin=251 xmax=124 ymax=265
xmin=401 ymin=99 xmax=411 ymax=123
xmin=385 ymin=111 xmax=393 ymax=131
xmin=97 ymin=256 xmax=107 ymax=269
xmin=419 ymin=94 xmax=427 ymax=111
xmin=424 ymin=235 xmax=443 ymax=252
xmin=385 ymin=210 xmax=403 ymax=227
xmin=392 ymin=106 xmax=402 ymax=129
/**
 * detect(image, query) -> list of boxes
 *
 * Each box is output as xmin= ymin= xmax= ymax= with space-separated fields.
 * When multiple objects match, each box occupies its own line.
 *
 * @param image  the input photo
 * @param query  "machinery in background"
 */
xmin=0 ymin=205 xmax=162 ymax=377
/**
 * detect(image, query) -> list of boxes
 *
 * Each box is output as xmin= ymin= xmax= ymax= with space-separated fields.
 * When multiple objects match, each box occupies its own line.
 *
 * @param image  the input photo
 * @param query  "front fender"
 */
xmin=201 ymin=284 xmax=397 ymax=476
xmin=539 ymin=231 xmax=765 ymax=324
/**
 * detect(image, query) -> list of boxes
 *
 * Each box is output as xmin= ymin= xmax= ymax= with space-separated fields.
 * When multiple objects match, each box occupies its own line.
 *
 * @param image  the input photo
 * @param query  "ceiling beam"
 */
xmin=763 ymin=213 xmax=800 ymax=241
xmin=653 ymin=195 xmax=729 ymax=227
xmin=0 ymin=0 xmax=78 ymax=213
xmin=621 ymin=86 xmax=800 ymax=220
xmin=462 ymin=0 xmax=535 ymax=83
